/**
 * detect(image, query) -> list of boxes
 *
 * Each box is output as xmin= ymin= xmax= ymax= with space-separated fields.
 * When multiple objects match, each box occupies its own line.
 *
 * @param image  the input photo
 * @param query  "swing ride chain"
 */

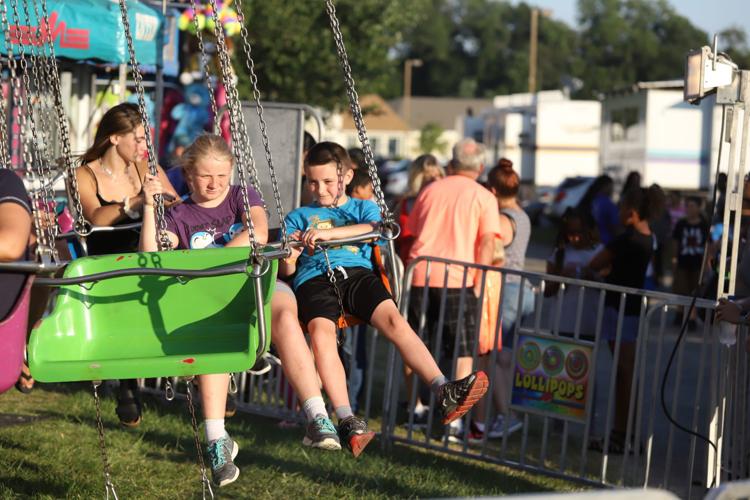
xmin=205 ymin=0 xmax=265 ymax=209
xmin=205 ymin=0 xmax=261 ymax=261
xmin=187 ymin=0 xmax=220 ymax=126
xmin=21 ymin=0 xmax=59 ymax=246
xmin=185 ymin=378 xmax=215 ymax=500
xmin=233 ymin=0 xmax=288 ymax=249
xmin=37 ymin=0 xmax=86 ymax=237
xmin=117 ymin=0 xmax=172 ymax=252
xmin=321 ymin=246 xmax=347 ymax=346
xmin=0 ymin=3 xmax=21 ymax=172
xmin=324 ymin=0 xmax=393 ymax=227
xmin=92 ymin=382 xmax=120 ymax=500
xmin=5 ymin=0 xmax=54 ymax=256
xmin=207 ymin=0 xmax=267 ymax=209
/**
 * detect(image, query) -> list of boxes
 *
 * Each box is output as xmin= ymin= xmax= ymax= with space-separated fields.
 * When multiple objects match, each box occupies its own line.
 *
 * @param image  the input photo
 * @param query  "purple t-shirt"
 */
xmin=164 ymin=185 xmax=263 ymax=249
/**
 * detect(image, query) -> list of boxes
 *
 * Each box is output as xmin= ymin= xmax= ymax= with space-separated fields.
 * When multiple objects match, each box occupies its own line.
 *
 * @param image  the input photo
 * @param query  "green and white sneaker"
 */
xmin=302 ymin=414 xmax=342 ymax=451
xmin=207 ymin=435 xmax=240 ymax=487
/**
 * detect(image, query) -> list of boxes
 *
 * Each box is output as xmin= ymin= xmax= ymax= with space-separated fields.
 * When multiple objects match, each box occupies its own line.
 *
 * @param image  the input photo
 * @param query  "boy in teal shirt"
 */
xmin=283 ymin=142 xmax=488 ymax=457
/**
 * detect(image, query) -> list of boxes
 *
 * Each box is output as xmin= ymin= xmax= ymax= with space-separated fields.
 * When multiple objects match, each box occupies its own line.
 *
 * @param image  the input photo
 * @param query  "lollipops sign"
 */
xmin=511 ymin=333 xmax=593 ymax=422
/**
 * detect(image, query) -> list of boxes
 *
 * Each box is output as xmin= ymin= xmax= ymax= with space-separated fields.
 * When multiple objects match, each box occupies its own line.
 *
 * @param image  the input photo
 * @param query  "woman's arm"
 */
xmin=138 ymin=175 xmax=178 ymax=252
xmin=586 ymin=246 xmax=613 ymax=277
xmin=498 ymin=212 xmax=514 ymax=247
xmin=0 ymin=202 xmax=31 ymax=261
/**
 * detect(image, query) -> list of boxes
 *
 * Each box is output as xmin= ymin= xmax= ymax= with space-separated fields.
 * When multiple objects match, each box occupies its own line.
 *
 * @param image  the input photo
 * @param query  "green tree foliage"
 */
xmin=234 ymin=0 xmax=429 ymax=109
xmin=418 ymin=122 xmax=447 ymax=155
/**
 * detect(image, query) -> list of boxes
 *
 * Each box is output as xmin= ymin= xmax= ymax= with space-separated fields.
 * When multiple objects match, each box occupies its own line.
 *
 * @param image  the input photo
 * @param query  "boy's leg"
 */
xmin=369 ymin=299 xmax=488 ymax=425
xmin=271 ymin=289 xmax=340 ymax=450
xmin=198 ymin=373 xmax=239 ymax=487
xmin=308 ymin=317 xmax=374 ymax=457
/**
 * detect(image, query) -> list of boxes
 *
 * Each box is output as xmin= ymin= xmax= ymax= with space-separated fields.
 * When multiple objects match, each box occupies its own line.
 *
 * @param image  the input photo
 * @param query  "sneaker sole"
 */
xmin=216 ymin=467 xmax=240 ymax=488
xmin=231 ymin=440 xmax=239 ymax=461
xmin=442 ymin=371 xmax=489 ymax=425
xmin=302 ymin=436 xmax=342 ymax=451
xmin=225 ymin=408 xmax=237 ymax=418
xmin=347 ymin=431 xmax=375 ymax=458
xmin=119 ymin=416 xmax=142 ymax=428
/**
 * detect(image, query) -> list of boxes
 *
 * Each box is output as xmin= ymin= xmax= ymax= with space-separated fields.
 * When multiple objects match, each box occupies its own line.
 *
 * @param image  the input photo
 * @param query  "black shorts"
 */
xmin=407 ymin=286 xmax=478 ymax=361
xmin=296 ymin=266 xmax=393 ymax=327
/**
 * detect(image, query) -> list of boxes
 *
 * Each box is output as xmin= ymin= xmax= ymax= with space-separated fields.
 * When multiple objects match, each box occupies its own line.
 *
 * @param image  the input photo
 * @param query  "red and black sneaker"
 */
xmin=438 ymin=371 xmax=489 ymax=425
xmin=337 ymin=415 xmax=375 ymax=458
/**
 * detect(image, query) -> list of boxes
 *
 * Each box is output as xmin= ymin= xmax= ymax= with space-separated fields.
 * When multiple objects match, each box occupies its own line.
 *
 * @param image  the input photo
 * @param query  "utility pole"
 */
xmin=528 ymin=8 xmax=539 ymax=94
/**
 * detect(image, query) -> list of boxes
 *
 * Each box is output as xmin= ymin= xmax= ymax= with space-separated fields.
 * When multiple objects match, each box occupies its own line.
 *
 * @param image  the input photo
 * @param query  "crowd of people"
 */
xmin=8 ymin=104 xmax=750 ymax=487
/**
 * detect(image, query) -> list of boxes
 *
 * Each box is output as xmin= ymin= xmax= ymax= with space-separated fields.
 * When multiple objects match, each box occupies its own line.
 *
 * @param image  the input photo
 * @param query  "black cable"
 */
xmin=659 ymin=104 xmax=726 ymax=489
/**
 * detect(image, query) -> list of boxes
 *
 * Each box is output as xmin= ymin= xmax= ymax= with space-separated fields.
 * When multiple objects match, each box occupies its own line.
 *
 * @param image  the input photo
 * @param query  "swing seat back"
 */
xmin=0 ymin=276 xmax=34 ymax=394
xmin=29 ymin=248 xmax=276 ymax=383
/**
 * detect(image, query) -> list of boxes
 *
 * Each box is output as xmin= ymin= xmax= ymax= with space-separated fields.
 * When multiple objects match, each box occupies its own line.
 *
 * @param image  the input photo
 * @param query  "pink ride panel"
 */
xmin=0 ymin=276 xmax=33 ymax=394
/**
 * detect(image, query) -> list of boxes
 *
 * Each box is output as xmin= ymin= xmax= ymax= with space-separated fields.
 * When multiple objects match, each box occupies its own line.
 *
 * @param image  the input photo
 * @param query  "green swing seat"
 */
xmin=28 ymin=247 xmax=277 ymax=383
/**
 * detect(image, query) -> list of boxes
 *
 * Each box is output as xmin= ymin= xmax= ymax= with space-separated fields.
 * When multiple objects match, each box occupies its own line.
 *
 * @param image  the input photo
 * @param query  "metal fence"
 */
xmin=140 ymin=255 xmax=750 ymax=499
xmin=379 ymin=256 xmax=750 ymax=499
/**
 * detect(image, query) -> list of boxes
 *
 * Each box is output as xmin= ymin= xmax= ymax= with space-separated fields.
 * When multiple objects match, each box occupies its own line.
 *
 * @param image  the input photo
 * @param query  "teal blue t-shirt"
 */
xmin=284 ymin=198 xmax=381 ymax=289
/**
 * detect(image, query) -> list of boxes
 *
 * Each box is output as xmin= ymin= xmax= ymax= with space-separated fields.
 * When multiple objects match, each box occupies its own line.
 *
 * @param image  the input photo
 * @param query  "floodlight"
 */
xmin=684 ymin=45 xmax=736 ymax=104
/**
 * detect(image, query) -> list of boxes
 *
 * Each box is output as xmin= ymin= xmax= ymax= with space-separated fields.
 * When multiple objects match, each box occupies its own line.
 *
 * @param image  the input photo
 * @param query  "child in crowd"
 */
xmin=345 ymin=167 xmax=374 ymax=200
xmin=282 ymin=142 xmax=488 ymax=457
xmin=672 ymin=196 xmax=709 ymax=326
xmin=141 ymin=134 xmax=341 ymax=488
xmin=547 ymin=208 xmax=603 ymax=339
xmin=585 ymin=187 xmax=653 ymax=453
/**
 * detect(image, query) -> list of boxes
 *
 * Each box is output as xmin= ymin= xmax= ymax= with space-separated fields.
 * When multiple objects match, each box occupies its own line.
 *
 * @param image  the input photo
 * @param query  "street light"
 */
xmin=403 ymin=58 xmax=423 ymax=128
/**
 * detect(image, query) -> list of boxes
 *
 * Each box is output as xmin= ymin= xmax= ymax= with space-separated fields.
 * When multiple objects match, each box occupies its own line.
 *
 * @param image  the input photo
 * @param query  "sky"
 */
xmin=513 ymin=0 xmax=748 ymax=39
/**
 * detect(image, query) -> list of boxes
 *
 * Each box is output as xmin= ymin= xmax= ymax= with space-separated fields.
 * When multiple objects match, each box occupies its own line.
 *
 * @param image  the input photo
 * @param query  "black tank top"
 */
xmin=82 ymin=164 xmax=143 ymax=256
xmin=0 ymin=170 xmax=31 ymax=321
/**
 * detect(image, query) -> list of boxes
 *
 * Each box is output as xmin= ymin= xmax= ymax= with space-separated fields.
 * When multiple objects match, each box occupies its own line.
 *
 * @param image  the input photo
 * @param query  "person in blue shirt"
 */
xmin=282 ymin=141 xmax=488 ymax=457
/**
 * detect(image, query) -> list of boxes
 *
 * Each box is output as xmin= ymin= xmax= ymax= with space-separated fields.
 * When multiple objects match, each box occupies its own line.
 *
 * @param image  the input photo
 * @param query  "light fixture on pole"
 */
xmin=403 ymin=58 xmax=423 ymax=129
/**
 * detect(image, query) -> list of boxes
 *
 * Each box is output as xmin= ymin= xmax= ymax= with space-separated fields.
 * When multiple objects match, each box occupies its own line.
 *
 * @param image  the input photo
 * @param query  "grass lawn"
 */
xmin=0 ymin=384 xmax=582 ymax=499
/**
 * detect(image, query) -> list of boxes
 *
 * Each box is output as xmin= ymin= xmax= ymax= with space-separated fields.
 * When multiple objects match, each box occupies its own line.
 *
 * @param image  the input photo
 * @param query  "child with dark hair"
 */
xmin=672 ymin=196 xmax=709 ymax=325
xmin=345 ymin=167 xmax=374 ymax=200
xmin=282 ymin=141 xmax=488 ymax=457
xmin=584 ymin=186 xmax=652 ymax=453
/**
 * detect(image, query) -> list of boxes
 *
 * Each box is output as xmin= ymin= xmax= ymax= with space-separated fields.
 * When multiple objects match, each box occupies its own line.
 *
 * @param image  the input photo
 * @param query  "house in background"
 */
xmin=325 ymin=94 xmax=409 ymax=159
xmin=389 ymin=96 xmax=493 ymax=161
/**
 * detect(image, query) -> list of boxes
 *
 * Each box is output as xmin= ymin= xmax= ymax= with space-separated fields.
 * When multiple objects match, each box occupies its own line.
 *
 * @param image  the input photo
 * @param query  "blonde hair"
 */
xmin=406 ymin=154 xmax=444 ymax=197
xmin=179 ymin=134 xmax=234 ymax=175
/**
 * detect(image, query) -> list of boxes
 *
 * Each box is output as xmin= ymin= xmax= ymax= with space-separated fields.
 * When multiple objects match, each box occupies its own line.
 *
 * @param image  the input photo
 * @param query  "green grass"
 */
xmin=0 ymin=384 xmax=582 ymax=499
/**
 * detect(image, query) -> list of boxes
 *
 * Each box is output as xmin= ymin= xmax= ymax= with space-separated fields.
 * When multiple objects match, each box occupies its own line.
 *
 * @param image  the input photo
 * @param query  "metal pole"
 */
xmin=528 ymin=8 xmax=538 ymax=94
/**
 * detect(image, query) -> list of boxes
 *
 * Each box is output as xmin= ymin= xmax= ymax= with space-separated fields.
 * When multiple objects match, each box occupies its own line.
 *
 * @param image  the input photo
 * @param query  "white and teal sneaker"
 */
xmin=302 ymin=414 xmax=342 ymax=451
xmin=207 ymin=435 xmax=239 ymax=487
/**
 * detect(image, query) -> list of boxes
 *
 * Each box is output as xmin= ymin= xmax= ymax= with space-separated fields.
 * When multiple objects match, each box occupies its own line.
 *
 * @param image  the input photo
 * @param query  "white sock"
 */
xmin=414 ymin=400 xmax=427 ymax=415
xmin=474 ymin=421 xmax=485 ymax=432
xmin=302 ymin=396 xmax=327 ymax=421
xmin=205 ymin=418 xmax=226 ymax=443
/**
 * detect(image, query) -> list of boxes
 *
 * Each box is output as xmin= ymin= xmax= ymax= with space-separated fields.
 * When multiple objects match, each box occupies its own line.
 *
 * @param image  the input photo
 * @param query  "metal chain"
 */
xmin=187 ymin=0 xmax=219 ymax=126
xmin=321 ymin=246 xmax=346 ymax=344
xmin=117 ymin=0 xmax=171 ymax=251
xmin=324 ymin=0 xmax=392 ymax=225
xmin=38 ymin=0 xmax=87 ymax=236
xmin=92 ymin=382 xmax=120 ymax=500
xmin=6 ymin=0 xmax=53 ymax=256
xmin=204 ymin=0 xmax=260 ymax=259
xmin=205 ymin=0 xmax=264 ymax=205
xmin=185 ymin=379 xmax=215 ymax=500
xmin=22 ymin=0 xmax=58 ymax=247
xmin=233 ymin=0 xmax=288 ymax=247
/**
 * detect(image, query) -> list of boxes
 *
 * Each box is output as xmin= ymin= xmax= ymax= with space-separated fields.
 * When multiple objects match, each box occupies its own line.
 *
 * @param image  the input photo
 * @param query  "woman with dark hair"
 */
xmin=620 ymin=170 xmax=642 ymax=199
xmin=75 ymin=102 xmax=179 ymax=427
xmin=467 ymin=158 xmax=533 ymax=442
xmin=578 ymin=174 xmax=619 ymax=245
xmin=76 ymin=103 xmax=179 ymax=256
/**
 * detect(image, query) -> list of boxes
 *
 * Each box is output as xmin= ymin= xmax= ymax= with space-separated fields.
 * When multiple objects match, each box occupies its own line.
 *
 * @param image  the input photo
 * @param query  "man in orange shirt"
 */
xmin=406 ymin=138 xmax=501 ymax=436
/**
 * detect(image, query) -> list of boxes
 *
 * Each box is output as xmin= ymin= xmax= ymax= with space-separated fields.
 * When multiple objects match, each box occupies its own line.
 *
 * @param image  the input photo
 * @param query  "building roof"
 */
xmin=340 ymin=94 xmax=409 ymax=131
xmin=389 ymin=97 xmax=493 ymax=130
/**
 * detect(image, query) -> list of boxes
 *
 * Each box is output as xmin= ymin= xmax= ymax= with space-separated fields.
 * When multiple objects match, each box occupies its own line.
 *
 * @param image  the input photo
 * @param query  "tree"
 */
xmin=234 ymin=0 xmax=430 ymax=109
xmin=418 ymin=122 xmax=447 ymax=155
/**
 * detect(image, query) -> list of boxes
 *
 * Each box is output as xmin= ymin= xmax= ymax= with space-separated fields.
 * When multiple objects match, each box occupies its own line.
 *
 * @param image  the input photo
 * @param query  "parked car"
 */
xmin=545 ymin=176 xmax=596 ymax=219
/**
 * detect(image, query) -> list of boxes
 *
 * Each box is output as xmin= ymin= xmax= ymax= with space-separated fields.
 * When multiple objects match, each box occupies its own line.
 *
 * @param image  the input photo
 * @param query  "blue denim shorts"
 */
xmin=501 ymin=281 xmax=535 ymax=348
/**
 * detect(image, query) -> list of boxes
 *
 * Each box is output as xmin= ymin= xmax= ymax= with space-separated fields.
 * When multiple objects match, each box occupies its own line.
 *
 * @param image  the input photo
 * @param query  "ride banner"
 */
xmin=511 ymin=332 xmax=593 ymax=422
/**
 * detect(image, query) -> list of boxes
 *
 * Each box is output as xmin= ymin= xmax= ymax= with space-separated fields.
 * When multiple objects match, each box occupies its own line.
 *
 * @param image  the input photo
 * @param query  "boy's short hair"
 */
xmin=305 ymin=141 xmax=351 ymax=172
xmin=346 ymin=168 xmax=372 ymax=195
